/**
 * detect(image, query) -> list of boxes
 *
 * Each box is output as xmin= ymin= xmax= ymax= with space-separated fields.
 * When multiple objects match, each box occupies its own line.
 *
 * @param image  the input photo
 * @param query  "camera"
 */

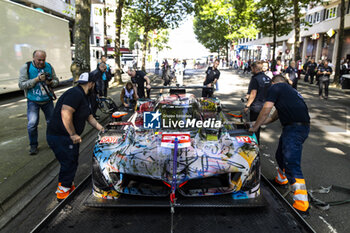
xmin=39 ymin=71 xmax=52 ymax=81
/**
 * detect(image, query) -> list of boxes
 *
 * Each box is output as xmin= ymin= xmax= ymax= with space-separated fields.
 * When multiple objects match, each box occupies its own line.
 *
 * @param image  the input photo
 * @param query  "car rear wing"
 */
xmin=151 ymin=85 xmax=214 ymax=94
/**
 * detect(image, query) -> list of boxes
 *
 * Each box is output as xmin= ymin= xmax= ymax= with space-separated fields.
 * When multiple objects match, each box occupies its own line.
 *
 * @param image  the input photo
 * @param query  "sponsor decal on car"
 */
xmin=99 ymin=136 xmax=119 ymax=144
xmin=235 ymin=136 xmax=252 ymax=143
xmin=143 ymin=111 xmax=222 ymax=129
xmin=161 ymin=133 xmax=191 ymax=148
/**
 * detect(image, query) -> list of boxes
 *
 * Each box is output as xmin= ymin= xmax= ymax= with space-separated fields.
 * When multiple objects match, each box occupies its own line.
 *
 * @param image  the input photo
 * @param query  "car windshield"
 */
xmin=156 ymin=103 xmax=202 ymax=128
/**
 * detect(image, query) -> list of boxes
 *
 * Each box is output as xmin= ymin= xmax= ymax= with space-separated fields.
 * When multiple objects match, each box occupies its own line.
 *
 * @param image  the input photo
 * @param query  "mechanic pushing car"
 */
xmin=18 ymin=50 xmax=59 ymax=155
xmin=46 ymin=73 xmax=104 ymax=201
xmin=249 ymin=75 xmax=310 ymax=216
xmin=127 ymin=67 xmax=152 ymax=98
xmin=202 ymin=59 xmax=220 ymax=98
xmin=244 ymin=61 xmax=271 ymax=143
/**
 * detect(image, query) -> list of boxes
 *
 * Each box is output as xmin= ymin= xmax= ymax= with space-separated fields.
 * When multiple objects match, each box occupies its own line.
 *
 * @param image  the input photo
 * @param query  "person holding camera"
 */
xmin=18 ymin=50 xmax=59 ymax=155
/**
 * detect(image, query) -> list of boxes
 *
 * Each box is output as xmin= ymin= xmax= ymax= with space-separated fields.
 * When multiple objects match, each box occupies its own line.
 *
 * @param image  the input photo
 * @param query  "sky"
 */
xmin=159 ymin=16 xmax=210 ymax=60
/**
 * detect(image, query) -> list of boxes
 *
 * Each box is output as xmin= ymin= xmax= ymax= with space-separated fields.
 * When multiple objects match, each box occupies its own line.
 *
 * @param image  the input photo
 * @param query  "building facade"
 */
xmin=235 ymin=0 xmax=350 ymax=68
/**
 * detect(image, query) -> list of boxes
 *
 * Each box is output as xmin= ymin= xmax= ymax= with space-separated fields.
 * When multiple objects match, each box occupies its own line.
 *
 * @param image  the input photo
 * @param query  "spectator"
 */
xmin=317 ymin=60 xmax=332 ymax=100
xmin=120 ymin=81 xmax=138 ymax=111
xmin=89 ymin=63 xmax=107 ymax=119
xmin=306 ymin=58 xmax=317 ymax=84
xmin=18 ymin=50 xmax=59 ymax=155
xmin=98 ymin=55 xmax=112 ymax=97
xmin=272 ymin=60 xmax=282 ymax=76
xmin=303 ymin=58 xmax=311 ymax=82
xmin=285 ymin=61 xmax=299 ymax=89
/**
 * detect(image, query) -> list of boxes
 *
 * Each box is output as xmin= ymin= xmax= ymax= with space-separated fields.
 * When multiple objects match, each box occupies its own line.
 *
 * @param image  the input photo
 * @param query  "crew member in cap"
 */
xmin=46 ymin=72 xmax=104 ymax=201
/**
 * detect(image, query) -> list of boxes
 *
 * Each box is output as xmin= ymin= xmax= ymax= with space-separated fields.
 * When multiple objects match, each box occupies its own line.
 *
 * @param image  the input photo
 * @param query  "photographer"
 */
xmin=18 ymin=50 xmax=59 ymax=155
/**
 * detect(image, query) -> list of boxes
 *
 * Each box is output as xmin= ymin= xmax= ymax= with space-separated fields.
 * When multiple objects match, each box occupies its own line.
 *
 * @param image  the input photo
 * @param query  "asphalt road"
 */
xmin=1 ymin=68 xmax=349 ymax=233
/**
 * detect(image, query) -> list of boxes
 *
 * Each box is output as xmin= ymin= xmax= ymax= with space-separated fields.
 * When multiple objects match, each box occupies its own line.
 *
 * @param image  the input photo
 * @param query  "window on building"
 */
xmin=307 ymin=14 xmax=313 ymax=24
xmin=325 ymin=6 xmax=337 ymax=20
xmin=121 ymin=40 xmax=125 ymax=48
xmin=347 ymin=1 xmax=350 ymax=14
xmin=94 ymin=23 xmax=100 ymax=33
xmin=313 ymin=12 xmax=320 ymax=23
xmin=94 ymin=7 xmax=100 ymax=16
xmin=301 ymin=18 xmax=305 ymax=27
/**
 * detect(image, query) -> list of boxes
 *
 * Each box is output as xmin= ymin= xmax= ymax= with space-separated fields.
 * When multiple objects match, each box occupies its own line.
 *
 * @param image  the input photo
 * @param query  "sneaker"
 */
xmin=56 ymin=183 xmax=71 ymax=201
xmin=29 ymin=146 xmax=38 ymax=155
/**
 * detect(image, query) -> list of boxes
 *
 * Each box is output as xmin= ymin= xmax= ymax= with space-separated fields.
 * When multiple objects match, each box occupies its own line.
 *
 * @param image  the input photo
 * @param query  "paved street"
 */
xmin=1 ymin=69 xmax=349 ymax=233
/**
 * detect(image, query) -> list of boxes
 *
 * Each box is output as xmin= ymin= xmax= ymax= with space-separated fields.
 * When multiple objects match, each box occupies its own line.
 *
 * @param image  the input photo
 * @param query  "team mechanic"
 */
xmin=46 ymin=73 xmax=104 ymax=201
xmin=249 ymin=75 xmax=310 ymax=216
xmin=18 ymin=50 xmax=59 ymax=155
xmin=244 ymin=61 xmax=271 ymax=143
xmin=202 ymin=59 xmax=220 ymax=98
xmin=127 ymin=68 xmax=151 ymax=99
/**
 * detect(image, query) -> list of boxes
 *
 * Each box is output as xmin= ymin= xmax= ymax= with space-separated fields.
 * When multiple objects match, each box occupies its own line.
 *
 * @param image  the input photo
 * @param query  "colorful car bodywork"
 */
xmin=92 ymin=93 xmax=260 ymax=200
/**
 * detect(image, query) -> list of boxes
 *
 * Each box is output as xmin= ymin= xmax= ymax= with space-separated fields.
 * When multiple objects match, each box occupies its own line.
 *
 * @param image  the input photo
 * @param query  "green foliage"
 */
xmin=125 ymin=0 xmax=193 ymax=32
xmin=256 ymin=0 xmax=293 ymax=38
xmin=193 ymin=15 xmax=228 ymax=53
xmin=194 ymin=0 xmax=259 ymax=42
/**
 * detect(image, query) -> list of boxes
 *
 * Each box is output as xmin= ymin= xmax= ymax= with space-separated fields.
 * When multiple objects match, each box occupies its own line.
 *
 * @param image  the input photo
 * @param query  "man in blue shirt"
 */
xmin=249 ymin=75 xmax=310 ymax=215
xmin=47 ymin=72 xmax=104 ymax=201
xmin=99 ymin=56 xmax=112 ymax=97
xmin=18 ymin=50 xmax=59 ymax=155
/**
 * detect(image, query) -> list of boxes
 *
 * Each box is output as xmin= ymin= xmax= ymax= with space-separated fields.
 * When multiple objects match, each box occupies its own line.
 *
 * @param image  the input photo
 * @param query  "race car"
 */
xmin=92 ymin=87 xmax=260 ymax=202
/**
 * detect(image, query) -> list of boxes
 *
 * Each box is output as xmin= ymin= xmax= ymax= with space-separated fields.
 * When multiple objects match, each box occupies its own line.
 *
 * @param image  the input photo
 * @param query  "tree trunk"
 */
xmin=334 ymin=0 xmax=345 ymax=86
xmin=142 ymin=31 xmax=149 ymax=72
xmin=114 ymin=0 xmax=125 ymax=85
xmin=226 ymin=41 xmax=229 ymax=67
xmin=293 ymin=0 xmax=301 ymax=62
xmin=141 ymin=0 xmax=149 ymax=72
xmin=272 ymin=10 xmax=276 ymax=62
xmin=71 ymin=0 xmax=91 ymax=83
xmin=103 ymin=0 xmax=108 ymax=55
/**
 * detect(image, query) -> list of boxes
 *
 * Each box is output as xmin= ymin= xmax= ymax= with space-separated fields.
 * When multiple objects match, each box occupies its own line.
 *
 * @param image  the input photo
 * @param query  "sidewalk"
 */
xmin=0 ymin=72 xmax=161 ymax=229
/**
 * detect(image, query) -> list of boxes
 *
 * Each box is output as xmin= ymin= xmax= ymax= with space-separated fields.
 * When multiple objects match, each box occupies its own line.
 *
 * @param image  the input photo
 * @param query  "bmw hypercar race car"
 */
xmin=92 ymin=87 xmax=260 ymax=203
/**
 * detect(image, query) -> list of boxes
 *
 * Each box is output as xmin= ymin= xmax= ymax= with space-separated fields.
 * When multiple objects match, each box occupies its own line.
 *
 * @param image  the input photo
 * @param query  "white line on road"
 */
xmin=319 ymin=216 xmax=338 ymax=233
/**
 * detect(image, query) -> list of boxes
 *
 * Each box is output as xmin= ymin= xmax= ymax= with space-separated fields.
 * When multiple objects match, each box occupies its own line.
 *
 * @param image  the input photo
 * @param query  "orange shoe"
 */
xmin=275 ymin=168 xmax=288 ymax=185
xmin=56 ymin=183 xmax=71 ymax=201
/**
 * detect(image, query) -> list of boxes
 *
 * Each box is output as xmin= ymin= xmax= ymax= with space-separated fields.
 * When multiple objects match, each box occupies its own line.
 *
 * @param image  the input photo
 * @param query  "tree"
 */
xmin=114 ymin=0 xmax=125 ymax=85
xmin=125 ymin=0 xmax=193 ymax=71
xmin=103 ymin=0 xmax=108 ymax=55
xmin=71 ymin=0 xmax=91 ymax=83
xmin=292 ymin=0 xmax=301 ymax=61
xmin=334 ymin=0 xmax=345 ymax=86
xmin=193 ymin=16 xmax=229 ymax=60
xmin=195 ymin=0 xmax=258 ymax=42
xmin=256 ymin=0 xmax=293 ymax=62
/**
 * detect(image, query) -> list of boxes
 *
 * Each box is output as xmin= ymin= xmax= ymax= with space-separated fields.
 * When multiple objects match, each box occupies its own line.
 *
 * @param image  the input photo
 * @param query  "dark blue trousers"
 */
xmin=275 ymin=125 xmax=309 ymax=184
xmin=47 ymin=134 xmax=80 ymax=187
